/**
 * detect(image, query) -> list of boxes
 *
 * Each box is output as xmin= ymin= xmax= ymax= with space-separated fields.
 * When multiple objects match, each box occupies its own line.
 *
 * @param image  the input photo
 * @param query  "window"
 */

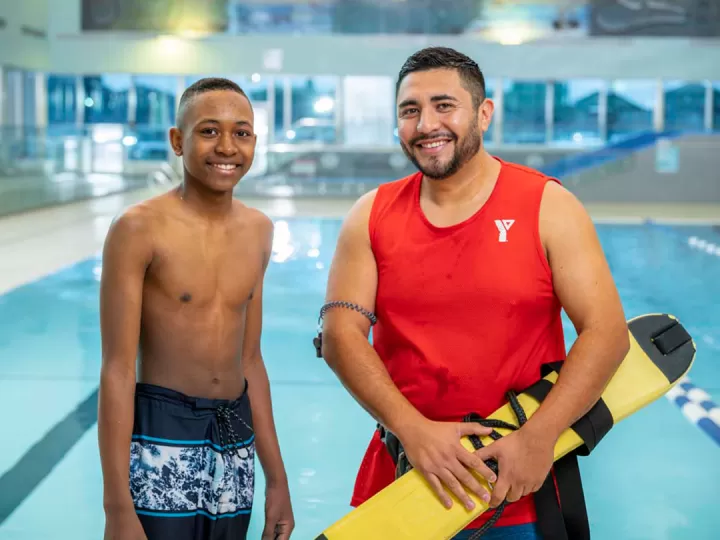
xmin=713 ymin=82 xmax=720 ymax=132
xmin=607 ymin=80 xmax=656 ymax=142
xmin=502 ymin=80 xmax=547 ymax=144
xmin=285 ymin=76 xmax=338 ymax=144
xmin=664 ymin=80 xmax=707 ymax=132
xmin=82 ymin=74 xmax=131 ymax=124
xmin=553 ymin=79 xmax=604 ymax=145
xmin=47 ymin=75 xmax=77 ymax=125
xmin=484 ymin=78 xmax=496 ymax=144
xmin=134 ymin=76 xmax=176 ymax=127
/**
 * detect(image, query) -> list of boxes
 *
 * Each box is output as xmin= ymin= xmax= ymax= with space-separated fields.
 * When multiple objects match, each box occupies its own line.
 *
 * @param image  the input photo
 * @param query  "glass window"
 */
xmin=134 ymin=76 xmax=176 ymax=127
xmin=47 ymin=75 xmax=77 ymax=125
xmin=664 ymin=80 xmax=707 ymax=132
xmin=22 ymin=71 xmax=37 ymax=129
xmin=83 ymin=74 xmax=131 ymax=124
xmin=607 ymin=80 xmax=656 ymax=142
xmin=713 ymin=82 xmax=720 ymax=132
xmin=127 ymin=76 xmax=177 ymax=161
xmin=184 ymin=74 xmax=268 ymax=104
xmin=484 ymin=78 xmax=496 ymax=144
xmin=229 ymin=2 xmax=332 ymax=34
xmin=553 ymin=79 xmax=603 ymax=145
xmin=502 ymin=80 xmax=547 ymax=144
xmin=286 ymin=76 xmax=338 ymax=144
xmin=3 ymin=69 xmax=22 ymax=126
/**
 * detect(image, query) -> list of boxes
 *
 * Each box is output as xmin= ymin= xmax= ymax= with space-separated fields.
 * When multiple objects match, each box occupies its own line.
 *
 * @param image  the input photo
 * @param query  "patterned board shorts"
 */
xmin=129 ymin=381 xmax=255 ymax=540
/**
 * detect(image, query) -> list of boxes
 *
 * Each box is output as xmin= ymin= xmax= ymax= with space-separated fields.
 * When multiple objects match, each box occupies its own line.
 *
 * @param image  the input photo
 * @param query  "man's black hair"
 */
xmin=176 ymin=77 xmax=249 ymax=128
xmin=396 ymin=47 xmax=487 ymax=109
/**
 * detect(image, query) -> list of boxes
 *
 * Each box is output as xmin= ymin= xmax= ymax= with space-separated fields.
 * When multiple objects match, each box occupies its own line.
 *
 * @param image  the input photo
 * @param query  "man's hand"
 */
xmin=472 ymin=425 xmax=556 ymax=508
xmin=262 ymin=482 xmax=294 ymax=540
xmin=397 ymin=418 xmax=498 ymax=511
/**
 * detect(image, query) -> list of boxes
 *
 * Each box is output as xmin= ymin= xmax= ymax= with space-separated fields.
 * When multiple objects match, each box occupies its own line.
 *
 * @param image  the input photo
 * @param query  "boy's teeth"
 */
xmin=213 ymin=164 xmax=235 ymax=170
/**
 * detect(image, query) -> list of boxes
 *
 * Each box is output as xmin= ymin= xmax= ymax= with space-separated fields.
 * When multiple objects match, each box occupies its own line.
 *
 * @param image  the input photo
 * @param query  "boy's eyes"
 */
xmin=199 ymin=128 xmax=252 ymax=137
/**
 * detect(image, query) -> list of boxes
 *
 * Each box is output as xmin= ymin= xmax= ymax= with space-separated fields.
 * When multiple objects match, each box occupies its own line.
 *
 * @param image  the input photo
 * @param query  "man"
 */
xmin=98 ymin=78 xmax=294 ymax=540
xmin=320 ymin=47 xmax=629 ymax=538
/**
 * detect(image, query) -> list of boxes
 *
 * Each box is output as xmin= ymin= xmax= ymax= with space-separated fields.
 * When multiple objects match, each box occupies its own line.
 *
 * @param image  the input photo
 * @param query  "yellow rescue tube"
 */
xmin=315 ymin=313 xmax=696 ymax=539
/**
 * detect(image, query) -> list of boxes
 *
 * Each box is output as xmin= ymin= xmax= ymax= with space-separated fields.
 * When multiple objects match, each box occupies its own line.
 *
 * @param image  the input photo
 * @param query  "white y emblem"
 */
xmin=494 ymin=219 xmax=515 ymax=242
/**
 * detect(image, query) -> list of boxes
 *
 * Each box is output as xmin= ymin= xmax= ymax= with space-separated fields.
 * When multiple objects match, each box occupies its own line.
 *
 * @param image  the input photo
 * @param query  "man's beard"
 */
xmin=401 ymin=119 xmax=482 ymax=180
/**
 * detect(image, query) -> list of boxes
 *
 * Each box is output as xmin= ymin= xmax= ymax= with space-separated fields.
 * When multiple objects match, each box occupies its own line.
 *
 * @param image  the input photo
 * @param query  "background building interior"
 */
xmin=0 ymin=1 xmax=718 ymax=538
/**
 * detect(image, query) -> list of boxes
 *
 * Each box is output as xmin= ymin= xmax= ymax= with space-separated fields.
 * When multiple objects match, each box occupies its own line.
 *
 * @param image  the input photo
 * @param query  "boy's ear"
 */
xmin=169 ymin=127 xmax=183 ymax=156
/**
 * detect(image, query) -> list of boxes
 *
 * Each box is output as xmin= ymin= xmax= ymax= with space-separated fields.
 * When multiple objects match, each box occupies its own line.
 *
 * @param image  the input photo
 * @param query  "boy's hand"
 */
xmin=104 ymin=508 xmax=148 ymax=540
xmin=262 ymin=482 xmax=294 ymax=539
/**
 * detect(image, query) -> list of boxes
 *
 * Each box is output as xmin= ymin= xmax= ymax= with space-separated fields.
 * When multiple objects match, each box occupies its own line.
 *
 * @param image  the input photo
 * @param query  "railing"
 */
xmin=0 ymin=125 xmax=165 ymax=217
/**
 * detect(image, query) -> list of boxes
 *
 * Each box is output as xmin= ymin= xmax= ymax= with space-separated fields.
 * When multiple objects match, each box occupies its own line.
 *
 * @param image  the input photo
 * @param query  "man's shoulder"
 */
xmin=501 ymin=159 xmax=557 ymax=184
xmin=382 ymin=171 xmax=421 ymax=192
xmin=360 ymin=171 xmax=420 ymax=215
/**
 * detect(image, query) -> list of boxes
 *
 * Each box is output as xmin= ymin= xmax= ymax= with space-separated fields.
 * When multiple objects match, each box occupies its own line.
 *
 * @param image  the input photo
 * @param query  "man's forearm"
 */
xmin=323 ymin=327 xmax=425 ymax=438
xmin=98 ymin=365 xmax=136 ymax=510
xmin=524 ymin=325 xmax=629 ymax=441
xmin=245 ymin=356 xmax=288 ymax=486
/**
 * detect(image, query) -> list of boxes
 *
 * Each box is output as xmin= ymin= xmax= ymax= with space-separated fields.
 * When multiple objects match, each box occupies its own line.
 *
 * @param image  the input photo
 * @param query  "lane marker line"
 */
xmin=665 ymin=376 xmax=720 ymax=447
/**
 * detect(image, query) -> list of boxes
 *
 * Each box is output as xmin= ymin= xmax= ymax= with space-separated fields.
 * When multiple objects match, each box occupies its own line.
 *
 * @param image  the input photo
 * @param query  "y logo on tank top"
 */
xmin=494 ymin=219 xmax=515 ymax=243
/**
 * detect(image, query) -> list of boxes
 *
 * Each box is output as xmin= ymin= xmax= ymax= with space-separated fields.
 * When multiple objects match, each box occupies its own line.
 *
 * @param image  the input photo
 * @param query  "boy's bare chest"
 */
xmin=149 ymin=232 xmax=263 ymax=309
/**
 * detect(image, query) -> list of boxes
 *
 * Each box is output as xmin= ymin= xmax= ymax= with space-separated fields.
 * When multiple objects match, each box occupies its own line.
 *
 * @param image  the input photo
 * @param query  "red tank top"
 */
xmin=350 ymin=158 xmax=567 ymax=529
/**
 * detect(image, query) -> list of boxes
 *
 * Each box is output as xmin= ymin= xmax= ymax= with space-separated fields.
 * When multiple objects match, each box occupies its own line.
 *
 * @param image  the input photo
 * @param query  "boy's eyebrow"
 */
xmin=197 ymin=119 xmax=253 ymax=127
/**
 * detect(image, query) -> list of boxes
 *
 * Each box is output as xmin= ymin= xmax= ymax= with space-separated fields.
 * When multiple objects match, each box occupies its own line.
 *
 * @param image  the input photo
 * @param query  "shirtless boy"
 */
xmin=98 ymin=78 xmax=294 ymax=540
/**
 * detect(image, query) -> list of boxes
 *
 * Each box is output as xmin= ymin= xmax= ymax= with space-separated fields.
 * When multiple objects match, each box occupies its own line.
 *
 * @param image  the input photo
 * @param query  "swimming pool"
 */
xmin=0 ymin=218 xmax=718 ymax=539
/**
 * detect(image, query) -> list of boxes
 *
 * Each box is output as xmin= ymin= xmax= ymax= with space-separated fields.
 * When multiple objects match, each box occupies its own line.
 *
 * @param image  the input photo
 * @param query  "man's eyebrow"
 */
xmin=398 ymin=94 xmax=458 ymax=109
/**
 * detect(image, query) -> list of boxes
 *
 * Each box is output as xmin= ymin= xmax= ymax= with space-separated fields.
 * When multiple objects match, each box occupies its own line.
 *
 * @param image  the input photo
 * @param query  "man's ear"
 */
xmin=478 ymin=98 xmax=495 ymax=134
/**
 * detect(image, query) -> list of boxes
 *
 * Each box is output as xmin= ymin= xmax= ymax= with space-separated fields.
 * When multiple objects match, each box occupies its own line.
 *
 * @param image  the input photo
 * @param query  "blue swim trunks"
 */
xmin=129 ymin=381 xmax=255 ymax=540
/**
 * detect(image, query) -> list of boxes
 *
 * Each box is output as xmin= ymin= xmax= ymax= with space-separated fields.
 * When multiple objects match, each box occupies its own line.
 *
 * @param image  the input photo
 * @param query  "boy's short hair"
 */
xmin=177 ymin=77 xmax=250 ymax=127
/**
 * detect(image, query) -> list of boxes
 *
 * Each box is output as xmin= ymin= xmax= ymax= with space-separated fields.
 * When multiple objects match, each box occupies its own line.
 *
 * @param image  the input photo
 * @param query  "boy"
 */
xmin=98 ymin=78 xmax=294 ymax=540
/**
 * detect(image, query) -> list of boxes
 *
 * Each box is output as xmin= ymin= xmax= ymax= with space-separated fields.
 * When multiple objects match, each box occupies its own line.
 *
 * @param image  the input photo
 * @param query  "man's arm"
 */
xmin=322 ymin=191 xmax=495 ymax=511
xmin=321 ymin=190 xmax=424 ymax=434
xmin=98 ymin=208 xmax=153 ymax=513
xmin=522 ymin=181 xmax=630 ymax=440
xmin=476 ymin=181 xmax=630 ymax=507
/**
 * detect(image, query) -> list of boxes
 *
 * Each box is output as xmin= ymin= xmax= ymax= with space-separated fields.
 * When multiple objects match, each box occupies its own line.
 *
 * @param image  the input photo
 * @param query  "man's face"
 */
xmin=396 ymin=69 xmax=493 ymax=180
xmin=170 ymin=90 xmax=256 ymax=193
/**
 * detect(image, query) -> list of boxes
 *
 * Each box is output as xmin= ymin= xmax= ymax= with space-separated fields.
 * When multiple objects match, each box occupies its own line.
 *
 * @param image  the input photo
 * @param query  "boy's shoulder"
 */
xmin=104 ymin=192 xmax=176 ymax=252
xmin=232 ymin=200 xmax=273 ymax=233
xmin=107 ymin=198 xmax=158 ymax=238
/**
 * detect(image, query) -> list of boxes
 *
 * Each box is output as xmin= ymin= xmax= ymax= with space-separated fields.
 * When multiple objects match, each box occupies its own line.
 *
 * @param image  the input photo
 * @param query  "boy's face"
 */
xmin=170 ymin=90 xmax=256 ymax=193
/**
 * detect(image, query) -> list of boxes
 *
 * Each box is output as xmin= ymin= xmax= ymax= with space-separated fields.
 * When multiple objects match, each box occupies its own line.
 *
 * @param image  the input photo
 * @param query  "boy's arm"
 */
xmin=242 ymin=215 xmax=287 ymax=487
xmin=98 ymin=209 xmax=153 ymax=513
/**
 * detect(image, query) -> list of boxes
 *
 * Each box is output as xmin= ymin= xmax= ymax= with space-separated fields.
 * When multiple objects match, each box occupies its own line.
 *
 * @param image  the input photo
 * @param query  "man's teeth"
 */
xmin=421 ymin=141 xmax=447 ymax=148
xmin=213 ymin=164 xmax=236 ymax=170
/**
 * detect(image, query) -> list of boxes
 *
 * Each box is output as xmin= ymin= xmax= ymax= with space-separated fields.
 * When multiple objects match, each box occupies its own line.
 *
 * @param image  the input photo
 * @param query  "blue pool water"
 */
xmin=0 ymin=219 xmax=718 ymax=539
